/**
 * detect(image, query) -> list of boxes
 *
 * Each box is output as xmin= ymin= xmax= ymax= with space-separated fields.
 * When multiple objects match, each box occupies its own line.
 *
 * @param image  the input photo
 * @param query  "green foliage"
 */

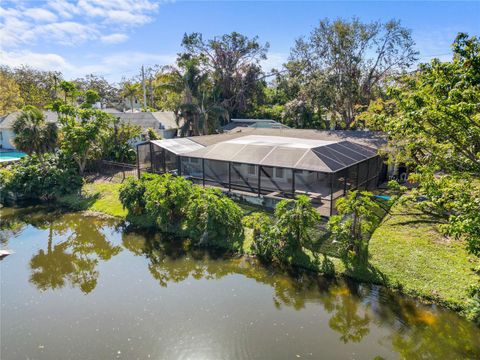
xmin=181 ymin=31 xmax=269 ymax=118
xmin=242 ymin=212 xmax=277 ymax=260
xmin=119 ymin=174 xmax=153 ymax=216
xmin=0 ymin=153 xmax=82 ymax=203
xmin=120 ymin=81 xmax=141 ymax=112
xmin=59 ymin=80 xmax=78 ymax=103
xmin=101 ymin=119 xmax=141 ymax=163
xmin=58 ymin=106 xmax=111 ymax=174
xmin=186 ymin=187 xmax=244 ymax=250
xmin=289 ymin=18 xmax=417 ymax=128
xmin=12 ymin=106 xmax=58 ymax=158
xmin=328 ymin=191 xmax=383 ymax=262
xmin=146 ymin=127 xmax=161 ymax=140
xmin=408 ymin=171 xmax=480 ymax=258
xmin=243 ymin=195 xmax=321 ymax=265
xmin=0 ymin=68 xmax=23 ymax=116
xmin=143 ymin=174 xmax=193 ymax=234
xmin=275 ymin=195 xmax=322 ymax=251
xmin=465 ymin=283 xmax=480 ymax=325
xmin=80 ymin=89 xmax=101 ymax=108
xmin=367 ymin=33 xmax=480 ymax=173
xmin=120 ymin=174 xmax=245 ymax=249
xmin=1 ymin=65 xmax=61 ymax=109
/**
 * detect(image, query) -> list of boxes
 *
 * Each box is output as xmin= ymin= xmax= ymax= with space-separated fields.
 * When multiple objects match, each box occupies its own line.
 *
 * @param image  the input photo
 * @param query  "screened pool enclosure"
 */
xmin=137 ymin=135 xmax=385 ymax=216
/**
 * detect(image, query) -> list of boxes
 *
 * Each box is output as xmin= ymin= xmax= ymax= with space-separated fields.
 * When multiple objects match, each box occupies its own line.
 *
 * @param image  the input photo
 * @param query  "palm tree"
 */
xmin=59 ymin=80 xmax=77 ymax=104
xmin=156 ymin=59 xmax=228 ymax=136
xmin=12 ymin=106 xmax=58 ymax=160
xmin=120 ymin=81 xmax=141 ymax=112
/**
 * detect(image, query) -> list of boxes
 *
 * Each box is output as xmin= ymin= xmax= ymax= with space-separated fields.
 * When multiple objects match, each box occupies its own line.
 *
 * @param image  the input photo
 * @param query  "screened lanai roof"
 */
xmin=183 ymin=135 xmax=377 ymax=173
xmin=150 ymin=138 xmax=204 ymax=155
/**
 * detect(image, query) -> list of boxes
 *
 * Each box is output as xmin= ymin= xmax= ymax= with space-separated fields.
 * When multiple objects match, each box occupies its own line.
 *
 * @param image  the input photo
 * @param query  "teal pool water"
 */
xmin=0 ymin=150 xmax=26 ymax=161
xmin=374 ymin=195 xmax=391 ymax=201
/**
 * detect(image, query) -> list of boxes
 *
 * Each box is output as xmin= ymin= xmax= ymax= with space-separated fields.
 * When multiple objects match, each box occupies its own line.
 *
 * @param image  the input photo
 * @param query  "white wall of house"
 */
xmin=0 ymin=130 xmax=15 ymax=149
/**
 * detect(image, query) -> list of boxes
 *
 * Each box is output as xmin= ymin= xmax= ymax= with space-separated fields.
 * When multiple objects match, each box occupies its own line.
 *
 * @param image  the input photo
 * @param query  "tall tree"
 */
xmin=0 ymin=69 xmax=23 ymax=116
xmin=290 ymin=18 xmax=418 ymax=128
xmin=12 ymin=106 xmax=58 ymax=160
xmin=58 ymin=106 xmax=111 ymax=175
xmin=59 ymin=80 xmax=77 ymax=104
xmin=328 ymin=191 xmax=382 ymax=263
xmin=181 ymin=31 xmax=269 ymax=118
xmin=5 ymin=65 xmax=62 ymax=108
xmin=363 ymin=33 xmax=480 ymax=173
xmin=120 ymin=80 xmax=141 ymax=112
xmin=73 ymin=74 xmax=119 ymax=108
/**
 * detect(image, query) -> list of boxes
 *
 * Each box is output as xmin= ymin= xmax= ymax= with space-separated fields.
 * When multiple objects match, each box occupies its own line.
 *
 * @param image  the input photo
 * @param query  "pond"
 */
xmin=1 ymin=207 xmax=479 ymax=360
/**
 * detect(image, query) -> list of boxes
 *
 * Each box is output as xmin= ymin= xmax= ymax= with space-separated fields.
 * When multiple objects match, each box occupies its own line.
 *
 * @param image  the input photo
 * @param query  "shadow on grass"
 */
xmin=57 ymin=191 xmax=100 ymax=212
xmin=394 ymin=218 xmax=445 ymax=226
xmin=343 ymin=259 xmax=390 ymax=286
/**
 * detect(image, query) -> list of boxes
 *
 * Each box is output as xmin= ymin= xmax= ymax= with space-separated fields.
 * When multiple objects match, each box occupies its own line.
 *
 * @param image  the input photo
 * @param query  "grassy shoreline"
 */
xmin=57 ymin=181 xmax=478 ymax=317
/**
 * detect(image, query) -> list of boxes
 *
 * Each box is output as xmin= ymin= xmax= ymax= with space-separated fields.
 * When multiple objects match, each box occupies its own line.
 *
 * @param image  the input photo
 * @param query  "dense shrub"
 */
xmin=186 ymin=187 xmax=244 ymax=250
xmin=119 ymin=173 xmax=156 ymax=215
xmin=0 ymin=154 xmax=82 ymax=204
xmin=143 ymin=174 xmax=193 ymax=234
xmin=119 ymin=173 xmax=158 ymax=227
xmin=243 ymin=212 xmax=277 ymax=260
xmin=243 ymin=195 xmax=320 ymax=265
xmin=119 ymin=174 xmax=244 ymax=250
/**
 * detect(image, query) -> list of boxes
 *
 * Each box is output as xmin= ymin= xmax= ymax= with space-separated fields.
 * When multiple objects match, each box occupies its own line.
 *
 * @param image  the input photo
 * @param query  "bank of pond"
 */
xmin=1 ymin=206 xmax=479 ymax=359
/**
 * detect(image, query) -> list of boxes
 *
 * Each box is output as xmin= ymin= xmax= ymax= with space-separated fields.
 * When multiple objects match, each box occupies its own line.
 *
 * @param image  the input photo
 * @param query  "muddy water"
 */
xmin=1 ymin=207 xmax=479 ymax=359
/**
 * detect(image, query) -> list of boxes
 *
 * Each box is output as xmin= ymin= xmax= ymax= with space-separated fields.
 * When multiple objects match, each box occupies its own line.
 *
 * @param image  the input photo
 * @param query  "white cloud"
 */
xmin=24 ymin=8 xmax=58 ymax=22
xmin=0 ymin=50 xmax=176 ymax=82
xmin=101 ymin=33 xmax=129 ymax=44
xmin=0 ymin=50 xmax=72 ymax=71
xmin=0 ymin=0 xmax=161 ymax=48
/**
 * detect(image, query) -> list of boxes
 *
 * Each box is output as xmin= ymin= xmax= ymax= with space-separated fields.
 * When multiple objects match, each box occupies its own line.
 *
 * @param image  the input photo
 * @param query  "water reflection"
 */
xmin=1 ymin=207 xmax=479 ymax=359
xmin=30 ymin=214 xmax=122 ymax=293
xmin=1 ymin=208 xmax=122 ymax=294
xmin=325 ymin=286 xmax=370 ymax=343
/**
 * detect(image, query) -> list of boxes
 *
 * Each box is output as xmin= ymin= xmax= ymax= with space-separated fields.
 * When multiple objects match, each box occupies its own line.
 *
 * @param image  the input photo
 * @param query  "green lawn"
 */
xmin=58 ymin=182 xmax=127 ymax=218
xmin=359 ymin=200 xmax=479 ymax=310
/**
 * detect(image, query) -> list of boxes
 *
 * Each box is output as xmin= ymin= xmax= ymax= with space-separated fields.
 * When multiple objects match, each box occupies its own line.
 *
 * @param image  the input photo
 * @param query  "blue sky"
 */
xmin=1 ymin=1 xmax=479 ymax=82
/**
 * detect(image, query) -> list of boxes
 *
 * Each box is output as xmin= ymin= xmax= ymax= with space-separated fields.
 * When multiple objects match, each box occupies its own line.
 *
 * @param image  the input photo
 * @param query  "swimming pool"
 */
xmin=0 ymin=150 xmax=27 ymax=162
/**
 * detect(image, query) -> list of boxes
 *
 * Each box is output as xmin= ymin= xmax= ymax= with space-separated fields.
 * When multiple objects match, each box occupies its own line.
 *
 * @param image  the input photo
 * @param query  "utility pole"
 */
xmin=141 ymin=65 xmax=147 ymax=110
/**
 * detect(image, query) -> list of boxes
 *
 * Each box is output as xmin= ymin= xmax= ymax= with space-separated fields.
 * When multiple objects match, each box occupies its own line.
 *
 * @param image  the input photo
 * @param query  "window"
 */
xmin=190 ymin=158 xmax=199 ymax=164
xmin=247 ymin=164 xmax=256 ymax=175
xmin=275 ymin=168 xmax=284 ymax=178
xmin=262 ymin=166 xmax=273 ymax=177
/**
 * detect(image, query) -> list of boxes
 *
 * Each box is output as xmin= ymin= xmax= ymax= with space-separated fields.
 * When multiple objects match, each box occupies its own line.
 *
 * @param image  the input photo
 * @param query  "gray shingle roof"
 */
xmin=0 ymin=111 xmax=59 ymax=129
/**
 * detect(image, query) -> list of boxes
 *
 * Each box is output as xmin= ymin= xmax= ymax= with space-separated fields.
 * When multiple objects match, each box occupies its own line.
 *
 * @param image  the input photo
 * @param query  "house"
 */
xmin=0 ymin=111 xmax=59 ymax=149
xmin=136 ymin=128 xmax=387 ymax=216
xmin=222 ymin=118 xmax=289 ymax=132
xmin=0 ymin=110 xmax=180 ymax=151
xmin=105 ymin=110 xmax=179 ymax=140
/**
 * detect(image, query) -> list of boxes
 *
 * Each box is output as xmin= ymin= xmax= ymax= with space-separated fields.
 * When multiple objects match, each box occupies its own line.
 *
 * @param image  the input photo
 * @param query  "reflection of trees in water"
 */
xmin=123 ymin=230 xmax=372 ymax=341
xmin=327 ymin=291 xmax=370 ymax=343
xmin=28 ymin=212 xmax=122 ymax=294
xmin=123 ymin=230 xmax=480 ymax=358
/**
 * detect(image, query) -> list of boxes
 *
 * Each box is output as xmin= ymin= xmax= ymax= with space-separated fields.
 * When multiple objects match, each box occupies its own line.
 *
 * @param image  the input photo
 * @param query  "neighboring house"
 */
xmin=222 ymin=118 xmax=289 ymax=132
xmin=0 ymin=111 xmax=58 ymax=150
xmin=106 ymin=110 xmax=179 ymax=140
xmin=0 ymin=109 xmax=180 ymax=150
xmin=137 ymin=128 xmax=387 ymax=216
xmin=123 ymin=97 xmax=142 ymax=112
